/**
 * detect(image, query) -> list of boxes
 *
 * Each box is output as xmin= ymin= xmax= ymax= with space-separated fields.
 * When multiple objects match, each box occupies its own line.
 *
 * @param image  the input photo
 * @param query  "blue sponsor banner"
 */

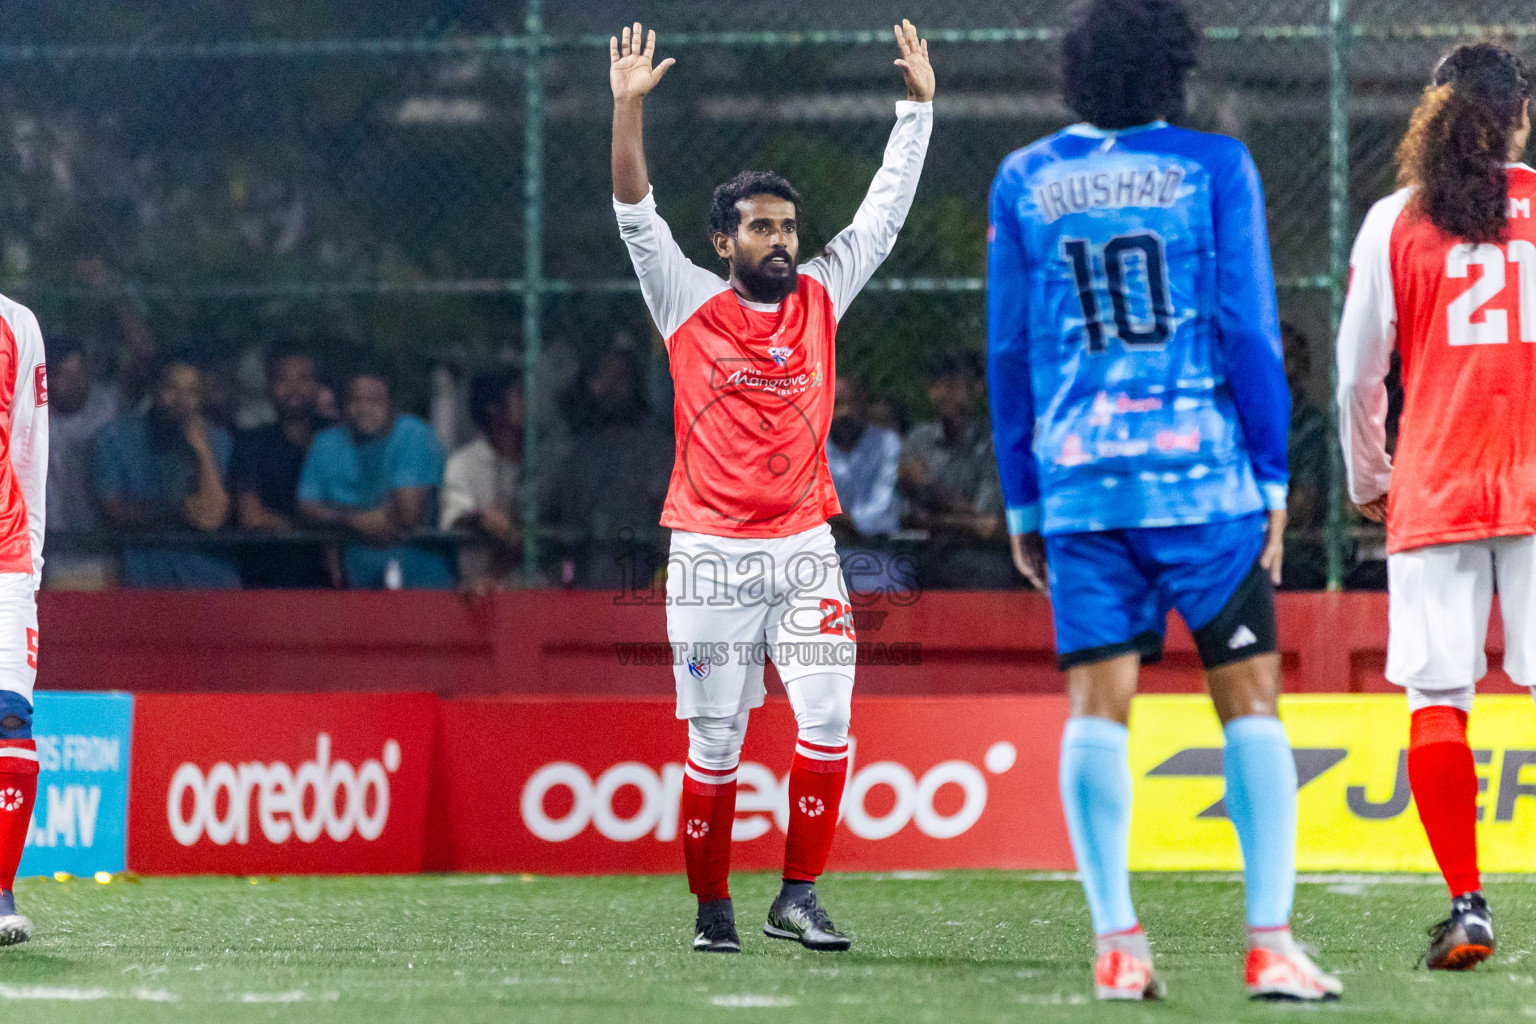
xmin=19 ymin=692 xmax=133 ymax=877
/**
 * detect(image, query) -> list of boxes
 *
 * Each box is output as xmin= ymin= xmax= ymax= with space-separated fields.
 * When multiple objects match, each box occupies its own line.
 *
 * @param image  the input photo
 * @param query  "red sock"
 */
xmin=0 ymin=740 xmax=38 ymax=892
xmin=1408 ymin=707 xmax=1480 ymax=897
xmin=783 ymin=742 xmax=849 ymax=882
xmin=681 ymin=759 xmax=737 ymax=904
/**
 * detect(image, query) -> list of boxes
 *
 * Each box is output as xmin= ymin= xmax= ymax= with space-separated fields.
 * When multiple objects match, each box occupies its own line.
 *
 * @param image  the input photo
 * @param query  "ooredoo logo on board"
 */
xmin=166 ymin=734 xmax=402 ymax=847
xmin=518 ymin=740 xmax=1020 ymax=845
xmin=129 ymin=693 xmax=435 ymax=875
xmin=434 ymin=696 xmax=1075 ymax=874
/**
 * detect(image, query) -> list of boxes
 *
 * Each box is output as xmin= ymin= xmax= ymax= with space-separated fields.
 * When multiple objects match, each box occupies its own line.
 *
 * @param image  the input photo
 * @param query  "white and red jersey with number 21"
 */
xmin=1339 ymin=163 xmax=1536 ymax=554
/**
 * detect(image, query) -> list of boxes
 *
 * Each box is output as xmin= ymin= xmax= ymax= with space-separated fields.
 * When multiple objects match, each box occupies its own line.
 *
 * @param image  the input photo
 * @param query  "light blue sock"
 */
xmin=1059 ymin=716 xmax=1137 ymax=936
xmin=1223 ymin=715 xmax=1297 ymax=930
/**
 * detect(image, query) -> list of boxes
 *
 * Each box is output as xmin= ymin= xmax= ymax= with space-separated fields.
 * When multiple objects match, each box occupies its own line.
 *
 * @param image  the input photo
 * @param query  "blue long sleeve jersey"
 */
xmin=987 ymin=121 xmax=1289 ymax=536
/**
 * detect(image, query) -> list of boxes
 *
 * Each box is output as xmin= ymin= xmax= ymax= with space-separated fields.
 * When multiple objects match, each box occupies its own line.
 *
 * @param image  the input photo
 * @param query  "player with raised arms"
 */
xmin=609 ymin=21 xmax=932 ymax=954
xmin=988 ymin=0 xmax=1340 ymax=1001
xmin=1338 ymin=41 xmax=1534 ymax=971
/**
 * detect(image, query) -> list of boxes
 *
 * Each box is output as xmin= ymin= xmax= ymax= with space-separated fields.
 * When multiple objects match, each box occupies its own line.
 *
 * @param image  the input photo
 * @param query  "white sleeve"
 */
xmin=613 ymin=189 xmax=728 ymax=340
xmin=8 ymin=307 xmax=46 ymax=589
xmin=1335 ymin=189 xmax=1410 ymax=505
xmin=802 ymin=100 xmax=933 ymax=320
xmin=438 ymin=448 xmax=478 ymax=529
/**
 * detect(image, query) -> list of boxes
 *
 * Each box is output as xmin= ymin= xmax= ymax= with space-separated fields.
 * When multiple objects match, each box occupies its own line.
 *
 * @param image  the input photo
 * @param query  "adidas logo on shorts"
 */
xmin=1228 ymin=624 xmax=1258 ymax=650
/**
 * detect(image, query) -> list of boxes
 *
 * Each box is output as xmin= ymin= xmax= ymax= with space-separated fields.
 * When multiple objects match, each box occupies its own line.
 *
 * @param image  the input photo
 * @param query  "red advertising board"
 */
xmin=428 ymin=696 xmax=1073 ymax=874
xmin=129 ymin=693 xmax=436 ymax=874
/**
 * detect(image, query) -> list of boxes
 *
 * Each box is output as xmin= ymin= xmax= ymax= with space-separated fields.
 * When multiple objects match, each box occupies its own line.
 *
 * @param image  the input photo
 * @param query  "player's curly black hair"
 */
xmin=708 ymin=171 xmax=802 ymax=237
xmin=1397 ymin=42 xmax=1530 ymax=245
xmin=1061 ymin=0 xmax=1200 ymax=130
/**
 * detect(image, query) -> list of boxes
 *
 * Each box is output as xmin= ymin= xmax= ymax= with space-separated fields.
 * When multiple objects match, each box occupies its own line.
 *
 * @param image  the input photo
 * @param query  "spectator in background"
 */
xmin=230 ymin=345 xmax=332 ymax=588
xmin=43 ymin=333 xmax=119 ymax=588
xmin=826 ymin=374 xmax=906 ymax=595
xmin=298 ymin=367 xmax=453 ymax=589
xmin=545 ymin=342 xmax=671 ymax=588
xmin=1281 ymin=323 xmax=1329 ymax=589
xmin=200 ymin=359 xmax=239 ymax=433
xmin=92 ymin=356 xmax=239 ymax=588
xmin=77 ymin=253 xmax=159 ymax=412
xmin=441 ymin=367 xmax=530 ymax=589
xmin=827 ymin=374 xmax=902 ymax=538
xmin=899 ymin=351 xmax=1013 ymax=588
xmin=866 ymin=393 xmax=906 ymax=436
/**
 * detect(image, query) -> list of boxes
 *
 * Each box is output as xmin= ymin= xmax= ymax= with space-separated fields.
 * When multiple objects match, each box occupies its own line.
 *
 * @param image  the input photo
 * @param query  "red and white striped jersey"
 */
xmin=614 ymin=101 xmax=931 ymax=539
xmin=1338 ymin=163 xmax=1536 ymax=553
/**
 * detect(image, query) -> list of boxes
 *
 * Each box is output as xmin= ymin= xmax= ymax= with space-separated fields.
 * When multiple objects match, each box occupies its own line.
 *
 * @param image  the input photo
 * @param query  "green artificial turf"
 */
xmin=0 ymin=871 xmax=1531 ymax=1022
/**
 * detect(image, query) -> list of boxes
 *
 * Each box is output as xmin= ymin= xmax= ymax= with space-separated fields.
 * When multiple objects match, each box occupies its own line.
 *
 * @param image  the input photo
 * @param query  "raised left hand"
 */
xmin=893 ymin=19 xmax=934 ymax=103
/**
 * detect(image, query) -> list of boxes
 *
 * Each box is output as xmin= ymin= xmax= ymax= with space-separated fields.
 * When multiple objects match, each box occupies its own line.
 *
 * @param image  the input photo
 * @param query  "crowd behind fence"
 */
xmin=6 ymin=1 xmax=1527 ymax=591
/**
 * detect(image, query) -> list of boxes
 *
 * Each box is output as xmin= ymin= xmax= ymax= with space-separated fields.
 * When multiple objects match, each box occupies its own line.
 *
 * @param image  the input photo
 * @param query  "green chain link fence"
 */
xmin=0 ymin=1 xmax=1529 ymax=584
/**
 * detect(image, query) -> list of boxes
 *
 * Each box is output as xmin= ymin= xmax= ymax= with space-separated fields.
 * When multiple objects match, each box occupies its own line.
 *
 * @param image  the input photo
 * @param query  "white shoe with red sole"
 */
xmin=1093 ymin=929 xmax=1166 ymax=1001
xmin=1245 ymin=930 xmax=1342 ymax=1000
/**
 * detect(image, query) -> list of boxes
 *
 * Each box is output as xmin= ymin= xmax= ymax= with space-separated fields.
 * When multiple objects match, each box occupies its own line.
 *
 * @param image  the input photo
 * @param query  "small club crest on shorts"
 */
xmin=687 ymin=653 xmax=711 ymax=680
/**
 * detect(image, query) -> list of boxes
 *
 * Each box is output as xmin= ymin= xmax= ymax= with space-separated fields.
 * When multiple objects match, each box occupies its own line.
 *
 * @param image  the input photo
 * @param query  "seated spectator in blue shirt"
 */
xmin=297 ymin=368 xmax=453 ymax=589
xmin=230 ymin=345 xmax=333 ymax=588
xmin=92 ymin=357 xmax=240 ymax=589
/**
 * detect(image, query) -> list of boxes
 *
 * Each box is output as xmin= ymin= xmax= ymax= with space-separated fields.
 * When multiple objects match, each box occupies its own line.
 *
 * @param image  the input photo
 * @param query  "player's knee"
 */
xmin=0 ymin=691 xmax=30 ymax=740
xmin=687 ymin=710 xmax=749 ymax=771
xmin=788 ymin=673 xmax=853 ymax=748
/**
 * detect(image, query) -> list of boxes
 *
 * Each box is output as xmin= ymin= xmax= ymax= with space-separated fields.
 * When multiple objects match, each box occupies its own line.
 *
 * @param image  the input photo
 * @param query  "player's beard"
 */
xmin=734 ymin=250 xmax=799 ymax=304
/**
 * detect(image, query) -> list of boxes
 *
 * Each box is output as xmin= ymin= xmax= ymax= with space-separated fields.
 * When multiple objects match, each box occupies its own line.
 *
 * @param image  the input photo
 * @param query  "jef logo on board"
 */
xmin=1128 ymin=695 xmax=1536 ymax=872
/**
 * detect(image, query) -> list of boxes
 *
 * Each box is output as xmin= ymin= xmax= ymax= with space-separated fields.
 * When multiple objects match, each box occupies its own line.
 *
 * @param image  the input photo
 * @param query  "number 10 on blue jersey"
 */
xmin=1062 ymin=231 xmax=1174 ymax=352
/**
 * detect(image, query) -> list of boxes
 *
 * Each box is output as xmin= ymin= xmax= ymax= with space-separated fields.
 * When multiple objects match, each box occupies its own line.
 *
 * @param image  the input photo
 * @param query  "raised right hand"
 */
xmin=610 ymin=23 xmax=675 ymax=102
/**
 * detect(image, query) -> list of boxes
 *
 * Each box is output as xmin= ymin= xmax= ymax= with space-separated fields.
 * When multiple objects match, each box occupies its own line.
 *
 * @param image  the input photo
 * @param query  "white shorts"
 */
xmin=1387 ymin=535 xmax=1536 ymax=690
xmin=667 ymin=524 xmax=857 ymax=719
xmin=0 ymin=574 xmax=37 ymax=702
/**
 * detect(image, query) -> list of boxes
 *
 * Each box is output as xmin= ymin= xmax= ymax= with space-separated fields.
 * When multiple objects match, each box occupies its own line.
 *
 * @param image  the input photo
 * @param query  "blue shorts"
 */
xmin=1045 ymin=513 xmax=1267 ymax=669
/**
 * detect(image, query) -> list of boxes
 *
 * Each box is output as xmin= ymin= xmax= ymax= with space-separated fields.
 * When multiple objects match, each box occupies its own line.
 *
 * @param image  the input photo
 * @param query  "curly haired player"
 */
xmin=608 ymin=21 xmax=932 ymax=953
xmin=988 ymin=0 xmax=1339 ymax=1001
xmin=1338 ymin=41 xmax=1535 ymax=971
